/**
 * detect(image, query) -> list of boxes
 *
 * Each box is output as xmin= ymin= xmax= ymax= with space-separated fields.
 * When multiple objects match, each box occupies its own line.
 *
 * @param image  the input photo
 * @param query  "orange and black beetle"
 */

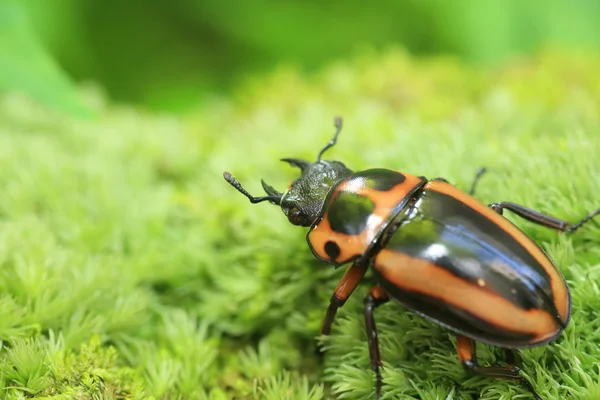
xmin=223 ymin=117 xmax=599 ymax=399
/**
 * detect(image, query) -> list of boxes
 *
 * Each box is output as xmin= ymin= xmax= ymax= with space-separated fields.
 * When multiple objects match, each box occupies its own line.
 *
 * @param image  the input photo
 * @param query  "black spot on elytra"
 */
xmin=354 ymin=169 xmax=406 ymax=191
xmin=324 ymin=241 xmax=341 ymax=261
xmin=328 ymin=191 xmax=375 ymax=235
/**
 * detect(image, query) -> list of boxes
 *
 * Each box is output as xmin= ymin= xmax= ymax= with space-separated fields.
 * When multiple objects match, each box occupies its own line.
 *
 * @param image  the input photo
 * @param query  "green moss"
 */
xmin=1 ymin=48 xmax=600 ymax=399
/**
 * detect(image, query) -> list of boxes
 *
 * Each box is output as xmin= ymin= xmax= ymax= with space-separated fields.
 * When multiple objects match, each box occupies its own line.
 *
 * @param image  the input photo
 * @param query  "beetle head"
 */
xmin=223 ymin=117 xmax=353 ymax=227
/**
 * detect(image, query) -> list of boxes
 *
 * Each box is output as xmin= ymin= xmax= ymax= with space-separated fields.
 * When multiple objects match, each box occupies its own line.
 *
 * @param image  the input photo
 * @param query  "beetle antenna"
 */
xmin=316 ymin=116 xmax=343 ymax=162
xmin=223 ymin=172 xmax=281 ymax=205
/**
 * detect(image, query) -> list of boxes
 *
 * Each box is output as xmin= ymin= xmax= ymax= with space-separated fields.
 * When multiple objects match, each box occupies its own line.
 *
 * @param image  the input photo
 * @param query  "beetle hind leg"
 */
xmin=457 ymin=336 xmax=541 ymax=400
xmin=489 ymin=202 xmax=600 ymax=233
xmin=364 ymin=285 xmax=390 ymax=400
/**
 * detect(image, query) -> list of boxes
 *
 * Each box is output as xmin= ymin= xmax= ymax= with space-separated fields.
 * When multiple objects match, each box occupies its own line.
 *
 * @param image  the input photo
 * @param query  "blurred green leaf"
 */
xmin=11 ymin=0 xmax=600 ymax=112
xmin=0 ymin=1 xmax=92 ymax=117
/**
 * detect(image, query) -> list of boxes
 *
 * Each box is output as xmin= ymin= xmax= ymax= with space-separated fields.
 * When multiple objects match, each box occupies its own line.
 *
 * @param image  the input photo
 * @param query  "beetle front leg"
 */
xmin=457 ymin=335 xmax=541 ymax=400
xmin=321 ymin=261 xmax=368 ymax=335
xmin=489 ymin=202 xmax=600 ymax=233
xmin=364 ymin=285 xmax=390 ymax=400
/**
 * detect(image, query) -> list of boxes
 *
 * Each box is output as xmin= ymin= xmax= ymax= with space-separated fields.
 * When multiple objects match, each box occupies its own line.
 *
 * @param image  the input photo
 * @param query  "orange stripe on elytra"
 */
xmin=374 ymin=248 xmax=561 ymax=343
xmin=308 ymin=172 xmax=423 ymax=264
xmin=422 ymin=180 xmax=570 ymax=323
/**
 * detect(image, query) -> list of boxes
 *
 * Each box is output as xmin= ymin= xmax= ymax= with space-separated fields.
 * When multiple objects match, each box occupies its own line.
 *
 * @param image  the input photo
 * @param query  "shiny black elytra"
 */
xmin=223 ymin=117 xmax=600 ymax=399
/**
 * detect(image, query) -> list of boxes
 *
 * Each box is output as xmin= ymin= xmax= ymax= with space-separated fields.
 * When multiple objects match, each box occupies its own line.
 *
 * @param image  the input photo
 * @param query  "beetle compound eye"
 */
xmin=287 ymin=208 xmax=315 ymax=227
xmin=288 ymin=208 xmax=304 ymax=226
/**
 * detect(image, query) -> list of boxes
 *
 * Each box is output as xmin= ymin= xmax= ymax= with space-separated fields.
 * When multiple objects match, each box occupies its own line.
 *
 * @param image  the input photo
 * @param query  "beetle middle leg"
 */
xmin=431 ymin=167 xmax=487 ymax=196
xmin=468 ymin=167 xmax=487 ymax=196
xmin=504 ymin=348 xmax=520 ymax=366
xmin=457 ymin=335 xmax=541 ymax=400
xmin=489 ymin=202 xmax=600 ymax=233
xmin=364 ymin=285 xmax=390 ymax=400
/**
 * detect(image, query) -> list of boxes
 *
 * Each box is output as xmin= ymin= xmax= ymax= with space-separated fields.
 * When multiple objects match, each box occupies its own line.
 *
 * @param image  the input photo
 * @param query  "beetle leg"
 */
xmin=457 ymin=335 xmax=541 ymax=400
xmin=431 ymin=167 xmax=487 ymax=196
xmin=489 ymin=202 xmax=600 ymax=233
xmin=364 ymin=285 xmax=390 ymax=400
xmin=468 ymin=167 xmax=487 ymax=196
xmin=321 ymin=261 xmax=368 ymax=335
xmin=504 ymin=348 xmax=520 ymax=366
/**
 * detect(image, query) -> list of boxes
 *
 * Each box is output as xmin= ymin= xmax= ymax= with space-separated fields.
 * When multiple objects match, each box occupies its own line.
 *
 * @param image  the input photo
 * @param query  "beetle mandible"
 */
xmin=223 ymin=117 xmax=600 ymax=399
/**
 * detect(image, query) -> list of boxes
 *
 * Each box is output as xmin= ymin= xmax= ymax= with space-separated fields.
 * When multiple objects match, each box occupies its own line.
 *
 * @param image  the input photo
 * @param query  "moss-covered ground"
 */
xmin=0 ymin=49 xmax=599 ymax=399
